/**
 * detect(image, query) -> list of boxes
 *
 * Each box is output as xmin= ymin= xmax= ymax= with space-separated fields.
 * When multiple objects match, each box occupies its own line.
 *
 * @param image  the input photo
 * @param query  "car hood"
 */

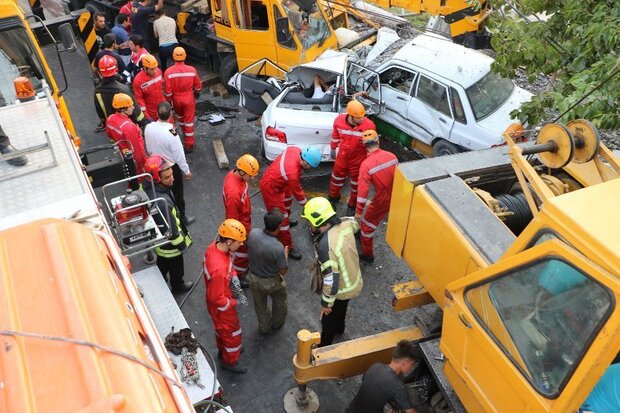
xmin=476 ymin=86 xmax=533 ymax=140
xmin=286 ymin=51 xmax=348 ymax=88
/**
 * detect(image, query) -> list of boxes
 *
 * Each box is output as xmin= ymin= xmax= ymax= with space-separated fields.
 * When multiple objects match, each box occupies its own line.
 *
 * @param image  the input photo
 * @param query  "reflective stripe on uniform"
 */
xmin=231 ymin=328 xmax=242 ymax=336
xmin=225 ymin=344 xmax=242 ymax=352
xmin=362 ymin=218 xmax=377 ymax=229
xmin=234 ymin=252 xmax=248 ymax=258
xmin=106 ymin=124 xmax=122 ymax=135
xmin=279 ymin=149 xmax=288 ymax=180
xmin=361 ymin=230 xmax=374 ymax=238
xmin=140 ymin=75 xmax=162 ymax=89
xmin=280 ymin=225 xmax=290 ymax=231
xmin=331 ymin=174 xmax=345 ymax=181
xmin=337 ymin=129 xmax=363 ymax=136
xmin=168 ymin=72 xmax=197 ymax=78
xmin=357 ymin=197 xmax=368 ymax=204
xmin=322 ymin=294 xmax=336 ymax=303
xmin=369 ymin=158 xmax=398 ymax=175
xmin=217 ymin=298 xmax=231 ymax=311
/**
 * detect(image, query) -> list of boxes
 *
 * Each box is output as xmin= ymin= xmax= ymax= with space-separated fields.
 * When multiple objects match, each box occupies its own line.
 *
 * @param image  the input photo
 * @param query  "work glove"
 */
xmin=230 ymin=276 xmax=248 ymax=306
xmin=330 ymin=149 xmax=337 ymax=160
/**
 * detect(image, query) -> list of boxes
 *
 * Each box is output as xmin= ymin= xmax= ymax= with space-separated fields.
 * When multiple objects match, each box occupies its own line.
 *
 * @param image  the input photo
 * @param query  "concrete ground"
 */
xmin=46 ymin=45 xmax=433 ymax=412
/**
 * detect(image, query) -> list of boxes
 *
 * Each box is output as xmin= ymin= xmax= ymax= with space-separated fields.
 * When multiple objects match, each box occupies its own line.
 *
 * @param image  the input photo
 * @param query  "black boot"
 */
xmin=220 ymin=360 xmax=248 ymax=374
xmin=288 ymin=248 xmax=302 ymax=260
xmin=327 ymin=196 xmax=340 ymax=211
xmin=172 ymin=281 xmax=194 ymax=294
xmin=345 ymin=204 xmax=356 ymax=216
xmin=0 ymin=144 xmax=28 ymax=166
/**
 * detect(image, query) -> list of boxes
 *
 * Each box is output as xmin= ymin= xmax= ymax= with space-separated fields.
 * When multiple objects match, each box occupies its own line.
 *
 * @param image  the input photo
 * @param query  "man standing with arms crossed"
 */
xmin=246 ymin=209 xmax=289 ymax=335
xmin=164 ymin=47 xmax=201 ymax=152
xmin=203 ymin=219 xmax=248 ymax=374
xmin=144 ymin=102 xmax=195 ymax=225
xmin=355 ymin=130 xmax=398 ymax=263
xmin=223 ymin=154 xmax=260 ymax=287
xmin=259 ymin=146 xmax=322 ymax=260
xmin=328 ymin=100 xmax=376 ymax=216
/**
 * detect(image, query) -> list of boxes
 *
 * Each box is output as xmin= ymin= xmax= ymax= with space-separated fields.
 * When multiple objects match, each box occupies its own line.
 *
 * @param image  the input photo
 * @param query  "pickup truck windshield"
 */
xmin=0 ymin=25 xmax=49 ymax=106
xmin=281 ymin=0 xmax=329 ymax=50
xmin=466 ymin=71 xmax=514 ymax=121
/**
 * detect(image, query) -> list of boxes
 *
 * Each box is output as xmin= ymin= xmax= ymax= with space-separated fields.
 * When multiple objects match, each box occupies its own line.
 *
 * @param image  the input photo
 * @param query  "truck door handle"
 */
xmin=458 ymin=313 xmax=472 ymax=329
xmin=396 ymin=96 xmax=407 ymax=101
xmin=315 ymin=131 xmax=320 ymax=134
xmin=439 ymin=118 xmax=447 ymax=124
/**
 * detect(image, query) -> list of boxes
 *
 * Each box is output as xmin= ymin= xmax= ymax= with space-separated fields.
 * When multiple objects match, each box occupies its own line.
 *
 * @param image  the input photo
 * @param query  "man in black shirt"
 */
xmin=93 ymin=12 xmax=111 ymax=54
xmin=346 ymin=340 xmax=421 ymax=413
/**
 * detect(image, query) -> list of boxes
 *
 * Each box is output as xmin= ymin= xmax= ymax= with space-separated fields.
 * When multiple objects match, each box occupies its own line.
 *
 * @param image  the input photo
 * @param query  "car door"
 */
xmin=376 ymin=66 xmax=417 ymax=131
xmin=345 ymin=62 xmax=382 ymax=115
xmin=445 ymin=86 xmax=473 ymax=149
xmin=406 ymin=74 xmax=455 ymax=145
xmin=231 ymin=58 xmax=287 ymax=115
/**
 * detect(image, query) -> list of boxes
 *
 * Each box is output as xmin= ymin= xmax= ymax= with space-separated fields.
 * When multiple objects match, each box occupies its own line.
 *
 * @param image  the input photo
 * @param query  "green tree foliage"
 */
xmin=488 ymin=0 xmax=620 ymax=128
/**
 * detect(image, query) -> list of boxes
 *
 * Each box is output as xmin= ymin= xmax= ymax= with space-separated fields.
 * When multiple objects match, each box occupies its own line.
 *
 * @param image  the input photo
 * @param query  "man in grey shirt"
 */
xmin=247 ymin=209 xmax=289 ymax=334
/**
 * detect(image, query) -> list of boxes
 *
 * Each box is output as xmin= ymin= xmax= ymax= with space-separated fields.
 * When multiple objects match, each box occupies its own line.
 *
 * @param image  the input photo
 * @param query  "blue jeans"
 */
xmin=158 ymin=43 xmax=178 ymax=73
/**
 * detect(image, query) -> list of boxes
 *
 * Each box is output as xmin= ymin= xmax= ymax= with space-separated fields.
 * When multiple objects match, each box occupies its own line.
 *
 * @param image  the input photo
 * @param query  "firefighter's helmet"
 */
xmin=172 ymin=47 xmax=187 ymax=62
xmin=144 ymin=155 xmax=175 ymax=183
xmin=112 ymin=93 xmax=133 ymax=109
xmin=346 ymin=99 xmax=365 ymax=118
xmin=301 ymin=197 xmax=336 ymax=227
xmin=98 ymin=55 xmax=118 ymax=78
xmin=361 ymin=129 xmax=379 ymax=145
xmin=141 ymin=54 xmax=158 ymax=69
xmin=236 ymin=154 xmax=259 ymax=177
xmin=218 ymin=219 xmax=247 ymax=242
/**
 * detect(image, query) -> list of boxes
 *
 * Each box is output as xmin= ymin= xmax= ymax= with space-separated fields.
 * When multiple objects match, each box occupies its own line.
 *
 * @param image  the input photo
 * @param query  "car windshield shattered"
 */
xmin=466 ymin=71 xmax=515 ymax=120
xmin=281 ymin=0 xmax=330 ymax=50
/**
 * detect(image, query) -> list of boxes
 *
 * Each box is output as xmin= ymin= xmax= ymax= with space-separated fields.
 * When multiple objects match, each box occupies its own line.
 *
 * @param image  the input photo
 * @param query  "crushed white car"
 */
xmin=232 ymin=32 xmax=532 ymax=161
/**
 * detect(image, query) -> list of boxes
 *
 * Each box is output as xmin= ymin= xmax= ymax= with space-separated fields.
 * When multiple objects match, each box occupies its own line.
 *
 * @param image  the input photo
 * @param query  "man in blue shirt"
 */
xmin=112 ymin=14 xmax=131 ymax=66
xmin=130 ymin=0 xmax=163 ymax=50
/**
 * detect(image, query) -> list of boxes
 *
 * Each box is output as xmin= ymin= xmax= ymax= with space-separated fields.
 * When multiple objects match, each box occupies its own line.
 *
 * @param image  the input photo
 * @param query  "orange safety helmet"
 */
xmin=112 ymin=93 xmax=133 ymax=109
xmin=236 ymin=154 xmax=259 ymax=177
xmin=172 ymin=46 xmax=187 ymax=62
xmin=361 ymin=129 xmax=379 ymax=145
xmin=346 ymin=99 xmax=365 ymax=118
xmin=98 ymin=55 xmax=118 ymax=78
xmin=144 ymin=155 xmax=175 ymax=183
xmin=218 ymin=218 xmax=247 ymax=242
xmin=141 ymin=54 xmax=158 ymax=69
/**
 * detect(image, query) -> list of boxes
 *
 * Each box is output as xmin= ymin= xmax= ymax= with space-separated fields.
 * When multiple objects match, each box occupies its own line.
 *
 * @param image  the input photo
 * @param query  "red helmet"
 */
xmin=98 ymin=55 xmax=118 ymax=78
xmin=144 ymin=155 xmax=175 ymax=183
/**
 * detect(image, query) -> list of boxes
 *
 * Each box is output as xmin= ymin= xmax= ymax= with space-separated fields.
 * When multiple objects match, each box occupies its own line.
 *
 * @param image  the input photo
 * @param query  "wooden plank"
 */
xmin=212 ymin=139 xmax=229 ymax=169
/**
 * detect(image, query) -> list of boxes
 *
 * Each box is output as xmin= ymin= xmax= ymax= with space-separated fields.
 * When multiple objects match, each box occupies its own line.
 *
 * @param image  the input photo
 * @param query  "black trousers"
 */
xmin=320 ymin=299 xmax=349 ymax=347
xmin=158 ymin=43 xmax=178 ymax=73
xmin=156 ymin=254 xmax=185 ymax=289
xmin=171 ymin=164 xmax=186 ymax=220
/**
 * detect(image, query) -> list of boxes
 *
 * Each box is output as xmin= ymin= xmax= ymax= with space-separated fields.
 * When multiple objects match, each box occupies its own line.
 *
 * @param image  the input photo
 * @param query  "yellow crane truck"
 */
xmin=285 ymin=120 xmax=620 ymax=412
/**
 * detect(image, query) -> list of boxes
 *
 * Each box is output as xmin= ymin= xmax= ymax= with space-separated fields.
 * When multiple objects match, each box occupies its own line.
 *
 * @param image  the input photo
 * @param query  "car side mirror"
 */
xmin=276 ymin=17 xmax=293 ymax=44
xmin=58 ymin=23 xmax=77 ymax=52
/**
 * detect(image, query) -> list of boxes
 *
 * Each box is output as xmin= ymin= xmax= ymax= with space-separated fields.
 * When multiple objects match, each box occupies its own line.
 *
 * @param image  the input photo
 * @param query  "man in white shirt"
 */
xmin=153 ymin=8 xmax=179 ymax=73
xmin=145 ymin=101 xmax=194 ymax=225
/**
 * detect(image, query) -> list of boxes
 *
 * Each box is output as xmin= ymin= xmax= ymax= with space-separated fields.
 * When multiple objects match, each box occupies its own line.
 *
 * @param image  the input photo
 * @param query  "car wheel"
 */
xmin=219 ymin=54 xmax=238 ymax=93
xmin=432 ymin=139 xmax=461 ymax=157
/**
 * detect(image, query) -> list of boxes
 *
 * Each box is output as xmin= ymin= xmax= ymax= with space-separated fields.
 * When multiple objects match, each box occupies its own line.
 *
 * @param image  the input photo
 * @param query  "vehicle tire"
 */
xmin=432 ymin=139 xmax=461 ymax=157
xmin=219 ymin=54 xmax=238 ymax=93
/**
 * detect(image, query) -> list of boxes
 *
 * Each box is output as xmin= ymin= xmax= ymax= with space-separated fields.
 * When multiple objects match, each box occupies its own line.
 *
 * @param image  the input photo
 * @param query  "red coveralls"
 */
xmin=203 ymin=242 xmax=242 ymax=365
xmin=132 ymin=68 xmax=166 ymax=122
xmin=163 ymin=62 xmax=201 ymax=149
xmin=259 ymin=146 xmax=307 ymax=249
xmin=222 ymin=170 xmax=251 ymax=276
xmin=105 ymin=112 xmax=147 ymax=173
xmin=329 ymin=114 xmax=376 ymax=208
xmin=356 ymin=148 xmax=398 ymax=256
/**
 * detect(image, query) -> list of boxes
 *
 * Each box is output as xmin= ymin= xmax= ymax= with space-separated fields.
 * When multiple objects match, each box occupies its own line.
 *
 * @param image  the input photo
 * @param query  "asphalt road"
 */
xmin=46 ymin=44 xmax=430 ymax=412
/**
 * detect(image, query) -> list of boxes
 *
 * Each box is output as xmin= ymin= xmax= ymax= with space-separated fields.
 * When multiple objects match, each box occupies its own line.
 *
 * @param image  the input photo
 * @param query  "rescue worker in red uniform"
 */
xmin=163 ymin=47 xmax=201 ymax=151
xmin=132 ymin=54 xmax=166 ymax=122
xmin=222 ymin=154 xmax=260 ymax=287
xmin=329 ymin=100 xmax=376 ymax=216
xmin=355 ymin=130 xmax=398 ymax=263
xmin=259 ymin=146 xmax=322 ymax=260
xmin=203 ymin=219 xmax=248 ymax=374
xmin=105 ymin=93 xmax=147 ymax=173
